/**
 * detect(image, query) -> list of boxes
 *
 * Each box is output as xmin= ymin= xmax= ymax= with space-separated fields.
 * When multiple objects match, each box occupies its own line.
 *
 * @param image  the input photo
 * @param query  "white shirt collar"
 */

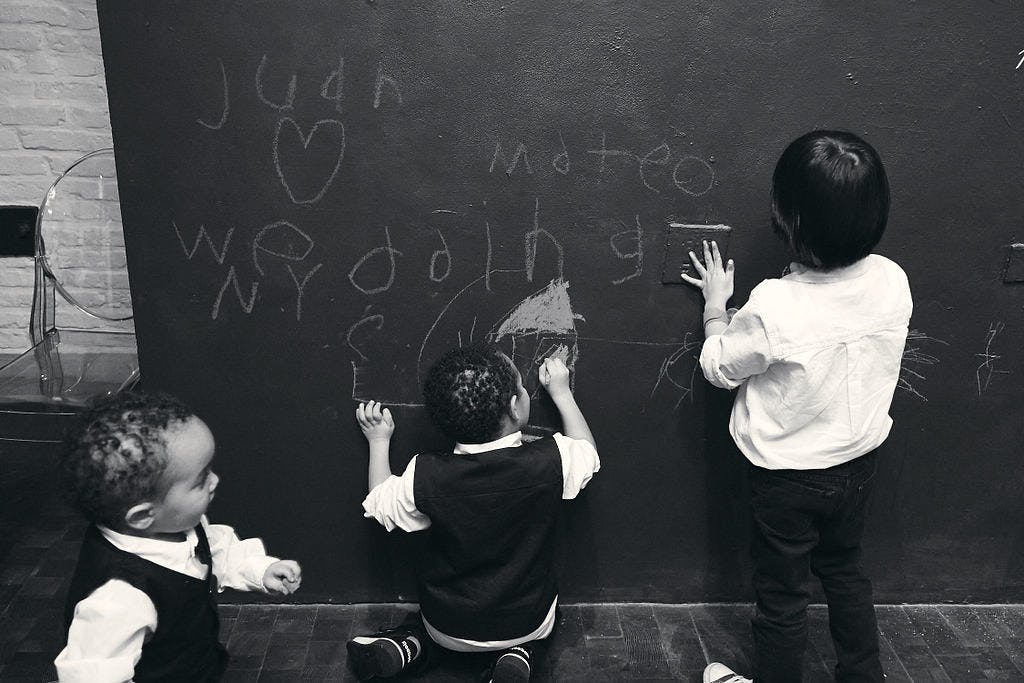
xmin=98 ymin=516 xmax=205 ymax=570
xmin=785 ymin=255 xmax=873 ymax=284
xmin=453 ymin=431 xmax=523 ymax=454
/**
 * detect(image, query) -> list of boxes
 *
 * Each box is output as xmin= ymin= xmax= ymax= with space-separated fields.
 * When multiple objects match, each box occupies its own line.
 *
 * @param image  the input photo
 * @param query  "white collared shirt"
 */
xmin=54 ymin=516 xmax=278 ymax=683
xmin=361 ymin=431 xmax=600 ymax=650
xmin=699 ymin=254 xmax=912 ymax=470
xmin=361 ymin=431 xmax=600 ymax=533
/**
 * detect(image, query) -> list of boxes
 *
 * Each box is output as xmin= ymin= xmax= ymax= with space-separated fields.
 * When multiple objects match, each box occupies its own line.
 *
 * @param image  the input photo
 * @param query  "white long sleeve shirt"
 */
xmin=699 ymin=254 xmax=912 ymax=470
xmin=361 ymin=431 xmax=600 ymax=651
xmin=55 ymin=516 xmax=278 ymax=683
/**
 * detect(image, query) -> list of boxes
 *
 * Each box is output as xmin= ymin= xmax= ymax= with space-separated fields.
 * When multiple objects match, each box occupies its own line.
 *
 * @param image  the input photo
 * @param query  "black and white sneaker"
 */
xmin=346 ymin=625 xmax=423 ymax=680
xmin=489 ymin=644 xmax=532 ymax=682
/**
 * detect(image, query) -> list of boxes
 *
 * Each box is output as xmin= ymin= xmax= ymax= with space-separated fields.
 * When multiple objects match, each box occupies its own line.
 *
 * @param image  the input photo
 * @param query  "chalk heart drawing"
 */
xmin=273 ymin=117 xmax=346 ymax=205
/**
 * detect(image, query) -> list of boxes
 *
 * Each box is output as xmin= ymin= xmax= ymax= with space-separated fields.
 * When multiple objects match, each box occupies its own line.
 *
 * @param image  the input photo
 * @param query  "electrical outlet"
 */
xmin=0 ymin=206 xmax=38 ymax=257
xmin=1003 ymin=243 xmax=1024 ymax=283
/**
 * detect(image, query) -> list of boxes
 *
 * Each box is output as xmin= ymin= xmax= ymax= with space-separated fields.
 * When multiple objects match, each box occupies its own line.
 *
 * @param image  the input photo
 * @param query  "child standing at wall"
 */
xmin=55 ymin=392 xmax=302 ymax=682
xmin=682 ymin=131 xmax=912 ymax=683
xmin=347 ymin=344 xmax=599 ymax=681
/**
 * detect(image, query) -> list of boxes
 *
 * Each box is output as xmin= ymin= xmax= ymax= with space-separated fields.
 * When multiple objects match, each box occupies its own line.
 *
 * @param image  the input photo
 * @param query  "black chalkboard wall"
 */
xmin=96 ymin=2 xmax=1024 ymax=603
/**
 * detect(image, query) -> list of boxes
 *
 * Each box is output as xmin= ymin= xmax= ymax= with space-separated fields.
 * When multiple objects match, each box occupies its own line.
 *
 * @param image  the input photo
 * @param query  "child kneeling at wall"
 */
xmin=684 ymin=130 xmax=911 ymax=683
xmin=348 ymin=343 xmax=600 ymax=681
xmin=55 ymin=392 xmax=302 ymax=683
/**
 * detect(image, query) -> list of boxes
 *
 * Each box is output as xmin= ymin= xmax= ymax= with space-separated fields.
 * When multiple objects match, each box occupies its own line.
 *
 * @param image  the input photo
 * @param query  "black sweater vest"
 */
xmin=413 ymin=436 xmax=563 ymax=641
xmin=64 ymin=524 xmax=228 ymax=682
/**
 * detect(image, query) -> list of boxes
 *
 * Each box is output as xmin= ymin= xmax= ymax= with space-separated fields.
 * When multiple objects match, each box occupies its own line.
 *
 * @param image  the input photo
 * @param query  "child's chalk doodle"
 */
xmin=196 ymin=59 xmax=229 ymax=131
xmin=255 ymin=53 xmax=297 ymax=111
xmin=491 ymin=278 xmax=581 ymax=339
xmin=272 ymin=117 xmax=347 ymax=205
xmin=373 ymin=62 xmax=403 ymax=110
xmin=348 ymin=226 xmax=402 ymax=295
xmin=1017 ymin=49 xmax=1024 ymax=70
xmin=976 ymin=321 xmax=1010 ymax=396
xmin=490 ymin=278 xmax=582 ymax=397
xmin=898 ymin=329 xmax=948 ymax=401
xmin=172 ymin=221 xmax=234 ymax=264
xmin=610 ymin=214 xmax=643 ymax=285
xmin=489 ymin=130 xmax=715 ymax=195
xmin=171 ymin=219 xmax=320 ymax=321
xmin=490 ymin=140 xmax=534 ymax=176
xmin=649 ymin=333 xmax=703 ymax=408
xmin=320 ymin=56 xmax=345 ymax=112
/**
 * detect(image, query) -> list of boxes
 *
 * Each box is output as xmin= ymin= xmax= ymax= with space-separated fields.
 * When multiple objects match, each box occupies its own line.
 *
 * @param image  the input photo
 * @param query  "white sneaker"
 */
xmin=703 ymin=662 xmax=753 ymax=683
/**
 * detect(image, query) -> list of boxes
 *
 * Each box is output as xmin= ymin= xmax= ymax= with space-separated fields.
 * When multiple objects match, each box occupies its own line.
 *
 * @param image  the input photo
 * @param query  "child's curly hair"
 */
xmin=57 ymin=391 xmax=194 ymax=529
xmin=423 ymin=344 xmax=518 ymax=444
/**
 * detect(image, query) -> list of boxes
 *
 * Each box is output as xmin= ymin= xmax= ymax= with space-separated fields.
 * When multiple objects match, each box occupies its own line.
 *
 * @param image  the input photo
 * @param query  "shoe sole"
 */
xmin=346 ymin=639 xmax=403 ymax=681
xmin=491 ymin=651 xmax=531 ymax=682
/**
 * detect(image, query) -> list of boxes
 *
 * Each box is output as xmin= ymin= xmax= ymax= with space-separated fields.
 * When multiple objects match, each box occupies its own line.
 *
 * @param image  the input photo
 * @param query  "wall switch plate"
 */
xmin=0 ymin=206 xmax=38 ymax=257
xmin=660 ymin=222 xmax=732 ymax=284
xmin=1003 ymin=243 xmax=1024 ymax=283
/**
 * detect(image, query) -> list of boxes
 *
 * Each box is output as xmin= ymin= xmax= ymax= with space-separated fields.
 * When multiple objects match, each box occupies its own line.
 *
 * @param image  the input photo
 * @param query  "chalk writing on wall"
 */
xmin=975 ymin=321 xmax=1009 ymax=396
xmin=196 ymin=59 xmax=229 ymax=130
xmin=898 ymin=329 xmax=948 ymax=402
xmin=488 ymin=131 xmax=715 ymax=195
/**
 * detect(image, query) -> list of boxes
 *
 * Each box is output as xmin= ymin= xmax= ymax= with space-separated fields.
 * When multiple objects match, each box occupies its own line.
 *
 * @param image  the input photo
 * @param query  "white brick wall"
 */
xmin=0 ymin=0 xmax=134 ymax=355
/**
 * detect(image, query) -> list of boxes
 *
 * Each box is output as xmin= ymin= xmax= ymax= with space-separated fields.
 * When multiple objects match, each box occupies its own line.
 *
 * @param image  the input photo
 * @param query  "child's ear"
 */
xmin=508 ymin=394 xmax=520 ymax=421
xmin=124 ymin=502 xmax=156 ymax=531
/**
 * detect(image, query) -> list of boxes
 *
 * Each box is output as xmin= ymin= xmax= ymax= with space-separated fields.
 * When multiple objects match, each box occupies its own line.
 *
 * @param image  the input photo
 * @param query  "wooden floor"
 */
xmin=2 ymin=443 xmax=1024 ymax=681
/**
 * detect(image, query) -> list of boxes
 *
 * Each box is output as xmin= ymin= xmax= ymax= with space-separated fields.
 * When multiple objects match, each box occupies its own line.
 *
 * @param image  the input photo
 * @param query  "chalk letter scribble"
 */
xmin=197 ymin=59 xmax=229 ymax=130
xmin=211 ymin=265 xmax=258 ymax=319
xmin=610 ymin=215 xmax=643 ymax=285
xmin=898 ymin=329 xmax=948 ymax=401
xmin=976 ymin=321 xmax=1010 ymax=396
xmin=348 ymin=226 xmax=402 ymax=295
xmin=255 ymin=54 xmax=297 ymax=111
xmin=172 ymin=221 xmax=233 ymax=264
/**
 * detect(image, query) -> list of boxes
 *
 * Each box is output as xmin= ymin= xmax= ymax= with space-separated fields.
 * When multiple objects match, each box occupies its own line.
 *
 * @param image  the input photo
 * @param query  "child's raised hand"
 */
xmin=681 ymin=240 xmax=735 ymax=309
xmin=539 ymin=356 xmax=571 ymax=398
xmin=263 ymin=559 xmax=302 ymax=595
xmin=356 ymin=400 xmax=394 ymax=442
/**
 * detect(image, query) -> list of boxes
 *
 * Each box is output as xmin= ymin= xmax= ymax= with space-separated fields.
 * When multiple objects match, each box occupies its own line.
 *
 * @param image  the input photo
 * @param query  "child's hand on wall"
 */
xmin=263 ymin=559 xmax=303 ymax=595
xmin=356 ymin=401 xmax=394 ymax=443
xmin=539 ymin=357 xmax=572 ymax=399
xmin=681 ymin=240 xmax=735 ymax=310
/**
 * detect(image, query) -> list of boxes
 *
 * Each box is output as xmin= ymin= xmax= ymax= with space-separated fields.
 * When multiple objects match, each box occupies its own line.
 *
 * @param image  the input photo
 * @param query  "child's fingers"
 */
xmin=726 ymin=258 xmax=735 ymax=274
xmin=381 ymin=407 xmax=393 ymax=427
xmin=702 ymin=240 xmax=712 ymax=267
xmin=680 ymin=272 xmax=702 ymax=287
xmin=687 ymin=250 xmax=707 ymax=276
xmin=355 ymin=403 xmax=367 ymax=426
xmin=710 ymin=240 xmax=722 ymax=267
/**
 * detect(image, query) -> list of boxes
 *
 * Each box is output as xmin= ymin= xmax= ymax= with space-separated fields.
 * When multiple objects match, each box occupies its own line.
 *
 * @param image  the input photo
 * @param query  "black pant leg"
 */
xmin=810 ymin=460 xmax=883 ymax=683
xmin=749 ymin=470 xmax=824 ymax=683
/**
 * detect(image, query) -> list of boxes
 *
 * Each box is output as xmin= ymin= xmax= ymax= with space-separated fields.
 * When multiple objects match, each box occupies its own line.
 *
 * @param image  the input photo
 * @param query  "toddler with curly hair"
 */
xmin=346 ymin=343 xmax=599 ymax=682
xmin=54 ymin=392 xmax=302 ymax=682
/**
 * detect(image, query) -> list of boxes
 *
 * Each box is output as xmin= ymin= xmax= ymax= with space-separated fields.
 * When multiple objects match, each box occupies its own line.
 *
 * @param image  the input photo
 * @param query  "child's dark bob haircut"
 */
xmin=57 ymin=391 xmax=194 ymax=529
xmin=771 ymin=130 xmax=890 ymax=270
xmin=423 ymin=343 xmax=517 ymax=444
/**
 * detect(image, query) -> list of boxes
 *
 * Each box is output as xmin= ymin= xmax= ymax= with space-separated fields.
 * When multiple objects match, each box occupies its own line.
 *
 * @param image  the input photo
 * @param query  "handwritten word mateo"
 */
xmin=490 ymin=131 xmax=715 ymax=196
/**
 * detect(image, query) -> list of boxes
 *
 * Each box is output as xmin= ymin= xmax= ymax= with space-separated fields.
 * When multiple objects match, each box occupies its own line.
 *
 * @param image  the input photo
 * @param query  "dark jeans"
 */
xmin=749 ymin=451 xmax=883 ymax=683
